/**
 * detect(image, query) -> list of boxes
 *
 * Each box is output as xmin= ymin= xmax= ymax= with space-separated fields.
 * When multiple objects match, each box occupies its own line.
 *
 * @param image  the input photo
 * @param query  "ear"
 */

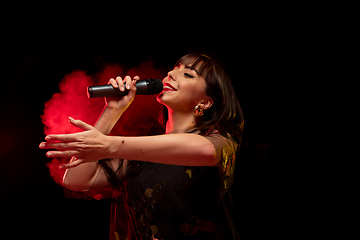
xmin=200 ymin=97 xmax=214 ymax=110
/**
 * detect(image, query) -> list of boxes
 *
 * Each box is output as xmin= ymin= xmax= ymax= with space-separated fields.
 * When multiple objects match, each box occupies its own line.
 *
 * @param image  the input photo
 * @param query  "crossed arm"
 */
xmin=39 ymin=76 xmax=217 ymax=192
xmin=40 ymin=113 xmax=217 ymax=191
xmin=40 ymin=117 xmax=217 ymax=168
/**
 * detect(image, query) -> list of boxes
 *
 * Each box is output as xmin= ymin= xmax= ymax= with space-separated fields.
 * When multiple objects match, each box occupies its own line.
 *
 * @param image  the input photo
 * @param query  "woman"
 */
xmin=40 ymin=53 xmax=244 ymax=240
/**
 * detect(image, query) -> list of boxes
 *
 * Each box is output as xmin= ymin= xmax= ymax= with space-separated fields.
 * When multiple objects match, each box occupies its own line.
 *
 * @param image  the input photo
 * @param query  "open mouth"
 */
xmin=163 ymin=83 xmax=177 ymax=91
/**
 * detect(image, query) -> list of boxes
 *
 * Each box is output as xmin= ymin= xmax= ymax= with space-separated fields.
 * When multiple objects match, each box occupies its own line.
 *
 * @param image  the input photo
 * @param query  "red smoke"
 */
xmin=41 ymin=60 xmax=166 ymax=185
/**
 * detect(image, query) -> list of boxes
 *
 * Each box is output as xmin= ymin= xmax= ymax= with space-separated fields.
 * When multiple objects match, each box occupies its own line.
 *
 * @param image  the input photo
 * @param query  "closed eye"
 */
xmin=184 ymin=73 xmax=195 ymax=78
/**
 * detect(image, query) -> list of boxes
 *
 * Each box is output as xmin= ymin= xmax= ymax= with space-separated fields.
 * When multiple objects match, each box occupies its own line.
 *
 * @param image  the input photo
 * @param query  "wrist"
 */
xmin=103 ymin=105 xmax=124 ymax=117
xmin=104 ymin=135 xmax=117 ymax=159
xmin=94 ymin=106 xmax=123 ymax=134
xmin=104 ymin=103 xmax=122 ymax=112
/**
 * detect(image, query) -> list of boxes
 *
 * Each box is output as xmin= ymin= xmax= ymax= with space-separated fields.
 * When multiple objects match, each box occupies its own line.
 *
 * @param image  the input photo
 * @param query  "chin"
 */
xmin=156 ymin=92 xmax=175 ymax=109
xmin=156 ymin=91 xmax=172 ymax=104
xmin=156 ymin=93 xmax=164 ymax=104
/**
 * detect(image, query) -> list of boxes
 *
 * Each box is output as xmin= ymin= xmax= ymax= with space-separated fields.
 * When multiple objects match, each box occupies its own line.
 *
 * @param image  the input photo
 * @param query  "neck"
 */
xmin=166 ymin=108 xmax=197 ymax=134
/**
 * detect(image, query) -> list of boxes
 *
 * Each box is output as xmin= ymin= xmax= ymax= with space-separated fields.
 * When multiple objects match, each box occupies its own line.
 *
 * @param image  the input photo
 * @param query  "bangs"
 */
xmin=175 ymin=53 xmax=213 ymax=78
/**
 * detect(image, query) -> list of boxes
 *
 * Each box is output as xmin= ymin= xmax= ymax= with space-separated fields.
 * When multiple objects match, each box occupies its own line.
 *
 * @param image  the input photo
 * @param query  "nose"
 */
xmin=167 ymin=69 xmax=176 ymax=81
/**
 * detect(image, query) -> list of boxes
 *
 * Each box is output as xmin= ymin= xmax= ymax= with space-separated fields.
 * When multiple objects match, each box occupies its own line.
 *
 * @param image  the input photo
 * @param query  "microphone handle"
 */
xmin=87 ymin=80 xmax=149 ymax=98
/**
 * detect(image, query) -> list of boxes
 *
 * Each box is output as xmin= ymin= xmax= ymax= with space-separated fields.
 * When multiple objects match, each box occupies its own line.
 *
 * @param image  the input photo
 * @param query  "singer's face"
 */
xmin=157 ymin=64 xmax=208 ymax=112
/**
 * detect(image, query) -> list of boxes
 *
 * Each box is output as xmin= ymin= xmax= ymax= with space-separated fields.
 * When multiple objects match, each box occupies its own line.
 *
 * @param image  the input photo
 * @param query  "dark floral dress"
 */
xmin=66 ymin=129 xmax=239 ymax=240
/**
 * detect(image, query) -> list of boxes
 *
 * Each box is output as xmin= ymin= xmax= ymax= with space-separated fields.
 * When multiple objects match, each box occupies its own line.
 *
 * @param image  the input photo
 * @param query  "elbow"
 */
xmin=63 ymin=180 xmax=87 ymax=192
xmin=62 ymin=176 xmax=77 ymax=192
xmin=63 ymin=173 xmax=88 ymax=192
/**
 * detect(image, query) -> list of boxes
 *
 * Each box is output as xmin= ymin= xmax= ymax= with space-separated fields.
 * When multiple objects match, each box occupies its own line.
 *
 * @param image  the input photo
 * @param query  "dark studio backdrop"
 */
xmin=0 ymin=10 xmax=339 ymax=240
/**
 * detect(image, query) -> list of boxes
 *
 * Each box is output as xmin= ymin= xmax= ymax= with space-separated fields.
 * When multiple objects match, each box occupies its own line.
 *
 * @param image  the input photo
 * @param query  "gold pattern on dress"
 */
xmin=113 ymin=232 xmax=121 ymax=240
xmin=221 ymin=147 xmax=236 ymax=189
xmin=186 ymin=169 xmax=192 ymax=178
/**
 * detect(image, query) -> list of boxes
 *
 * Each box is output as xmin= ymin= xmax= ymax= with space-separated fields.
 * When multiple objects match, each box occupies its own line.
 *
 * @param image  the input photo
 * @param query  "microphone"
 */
xmin=87 ymin=79 xmax=163 ymax=98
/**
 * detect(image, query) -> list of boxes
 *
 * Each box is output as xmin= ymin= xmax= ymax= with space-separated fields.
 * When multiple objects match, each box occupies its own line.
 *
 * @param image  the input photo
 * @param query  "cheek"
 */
xmin=179 ymin=82 xmax=207 ymax=103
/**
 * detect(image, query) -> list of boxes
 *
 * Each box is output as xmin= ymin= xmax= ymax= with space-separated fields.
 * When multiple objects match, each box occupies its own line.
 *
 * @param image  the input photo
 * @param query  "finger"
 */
xmin=39 ymin=141 xmax=75 ymax=150
xmin=108 ymin=78 xmax=118 ymax=88
xmin=124 ymin=76 xmax=132 ymax=90
xmin=127 ymin=80 xmax=137 ymax=99
xmin=46 ymin=150 xmax=78 ymax=158
xmin=133 ymin=76 xmax=140 ymax=81
xmin=61 ymin=159 xmax=84 ymax=169
xmin=39 ymin=142 xmax=47 ymax=149
xmin=68 ymin=117 xmax=94 ymax=131
xmin=116 ymin=76 xmax=125 ymax=91
xmin=45 ymin=118 xmax=93 ymax=142
xmin=45 ymin=132 xmax=79 ymax=142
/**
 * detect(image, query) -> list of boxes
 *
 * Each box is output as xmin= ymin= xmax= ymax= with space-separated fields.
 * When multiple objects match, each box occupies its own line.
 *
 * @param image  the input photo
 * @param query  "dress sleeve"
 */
xmin=203 ymin=131 xmax=239 ymax=194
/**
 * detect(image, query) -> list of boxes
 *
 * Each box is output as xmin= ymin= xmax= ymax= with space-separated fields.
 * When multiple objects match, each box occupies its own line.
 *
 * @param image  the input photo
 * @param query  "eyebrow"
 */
xmin=184 ymin=65 xmax=199 ymax=75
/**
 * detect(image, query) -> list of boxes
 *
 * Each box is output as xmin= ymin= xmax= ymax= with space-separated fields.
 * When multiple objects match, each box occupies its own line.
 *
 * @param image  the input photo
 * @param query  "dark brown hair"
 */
xmin=175 ymin=53 xmax=244 ymax=144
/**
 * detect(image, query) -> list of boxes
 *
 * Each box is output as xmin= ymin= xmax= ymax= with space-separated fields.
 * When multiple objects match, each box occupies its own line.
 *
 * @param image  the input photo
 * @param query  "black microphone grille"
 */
xmin=152 ymin=79 xmax=163 ymax=94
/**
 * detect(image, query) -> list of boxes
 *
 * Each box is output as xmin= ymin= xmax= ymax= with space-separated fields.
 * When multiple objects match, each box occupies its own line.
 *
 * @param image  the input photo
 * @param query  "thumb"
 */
xmin=68 ymin=117 xmax=93 ymax=131
xmin=61 ymin=158 xmax=84 ymax=169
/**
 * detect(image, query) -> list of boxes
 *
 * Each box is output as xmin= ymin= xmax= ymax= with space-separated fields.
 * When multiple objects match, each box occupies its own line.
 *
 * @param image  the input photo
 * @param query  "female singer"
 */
xmin=40 ymin=53 xmax=244 ymax=240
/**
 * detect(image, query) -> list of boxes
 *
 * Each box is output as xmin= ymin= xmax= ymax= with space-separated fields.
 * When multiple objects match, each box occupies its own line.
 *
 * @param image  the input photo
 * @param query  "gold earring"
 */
xmin=194 ymin=105 xmax=204 ymax=117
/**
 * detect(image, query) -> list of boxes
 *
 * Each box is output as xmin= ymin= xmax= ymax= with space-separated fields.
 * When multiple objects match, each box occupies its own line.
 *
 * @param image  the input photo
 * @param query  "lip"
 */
xmin=163 ymin=83 xmax=177 ymax=91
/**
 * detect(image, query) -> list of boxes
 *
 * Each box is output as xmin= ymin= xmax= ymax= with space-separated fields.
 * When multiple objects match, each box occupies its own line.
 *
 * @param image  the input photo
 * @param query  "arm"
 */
xmin=42 ymin=122 xmax=218 ymax=168
xmin=62 ymin=76 xmax=138 ymax=191
xmin=106 ymin=134 xmax=217 ymax=166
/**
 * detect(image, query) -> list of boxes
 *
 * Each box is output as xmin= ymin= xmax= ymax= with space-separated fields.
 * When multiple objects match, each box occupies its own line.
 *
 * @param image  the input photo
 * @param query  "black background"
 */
xmin=0 ymin=8 xmax=340 ymax=240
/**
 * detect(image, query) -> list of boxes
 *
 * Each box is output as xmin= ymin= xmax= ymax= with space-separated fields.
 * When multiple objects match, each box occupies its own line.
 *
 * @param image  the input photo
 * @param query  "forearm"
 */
xmin=63 ymin=158 xmax=100 ymax=191
xmin=63 ymin=105 xmax=122 ymax=190
xmin=106 ymin=134 xmax=217 ymax=166
xmin=93 ymin=105 xmax=123 ymax=135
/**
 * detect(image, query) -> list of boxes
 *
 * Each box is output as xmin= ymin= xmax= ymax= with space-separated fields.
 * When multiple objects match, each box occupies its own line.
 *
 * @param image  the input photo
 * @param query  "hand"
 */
xmin=39 ymin=117 xmax=110 ymax=169
xmin=105 ymin=75 xmax=139 ymax=113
